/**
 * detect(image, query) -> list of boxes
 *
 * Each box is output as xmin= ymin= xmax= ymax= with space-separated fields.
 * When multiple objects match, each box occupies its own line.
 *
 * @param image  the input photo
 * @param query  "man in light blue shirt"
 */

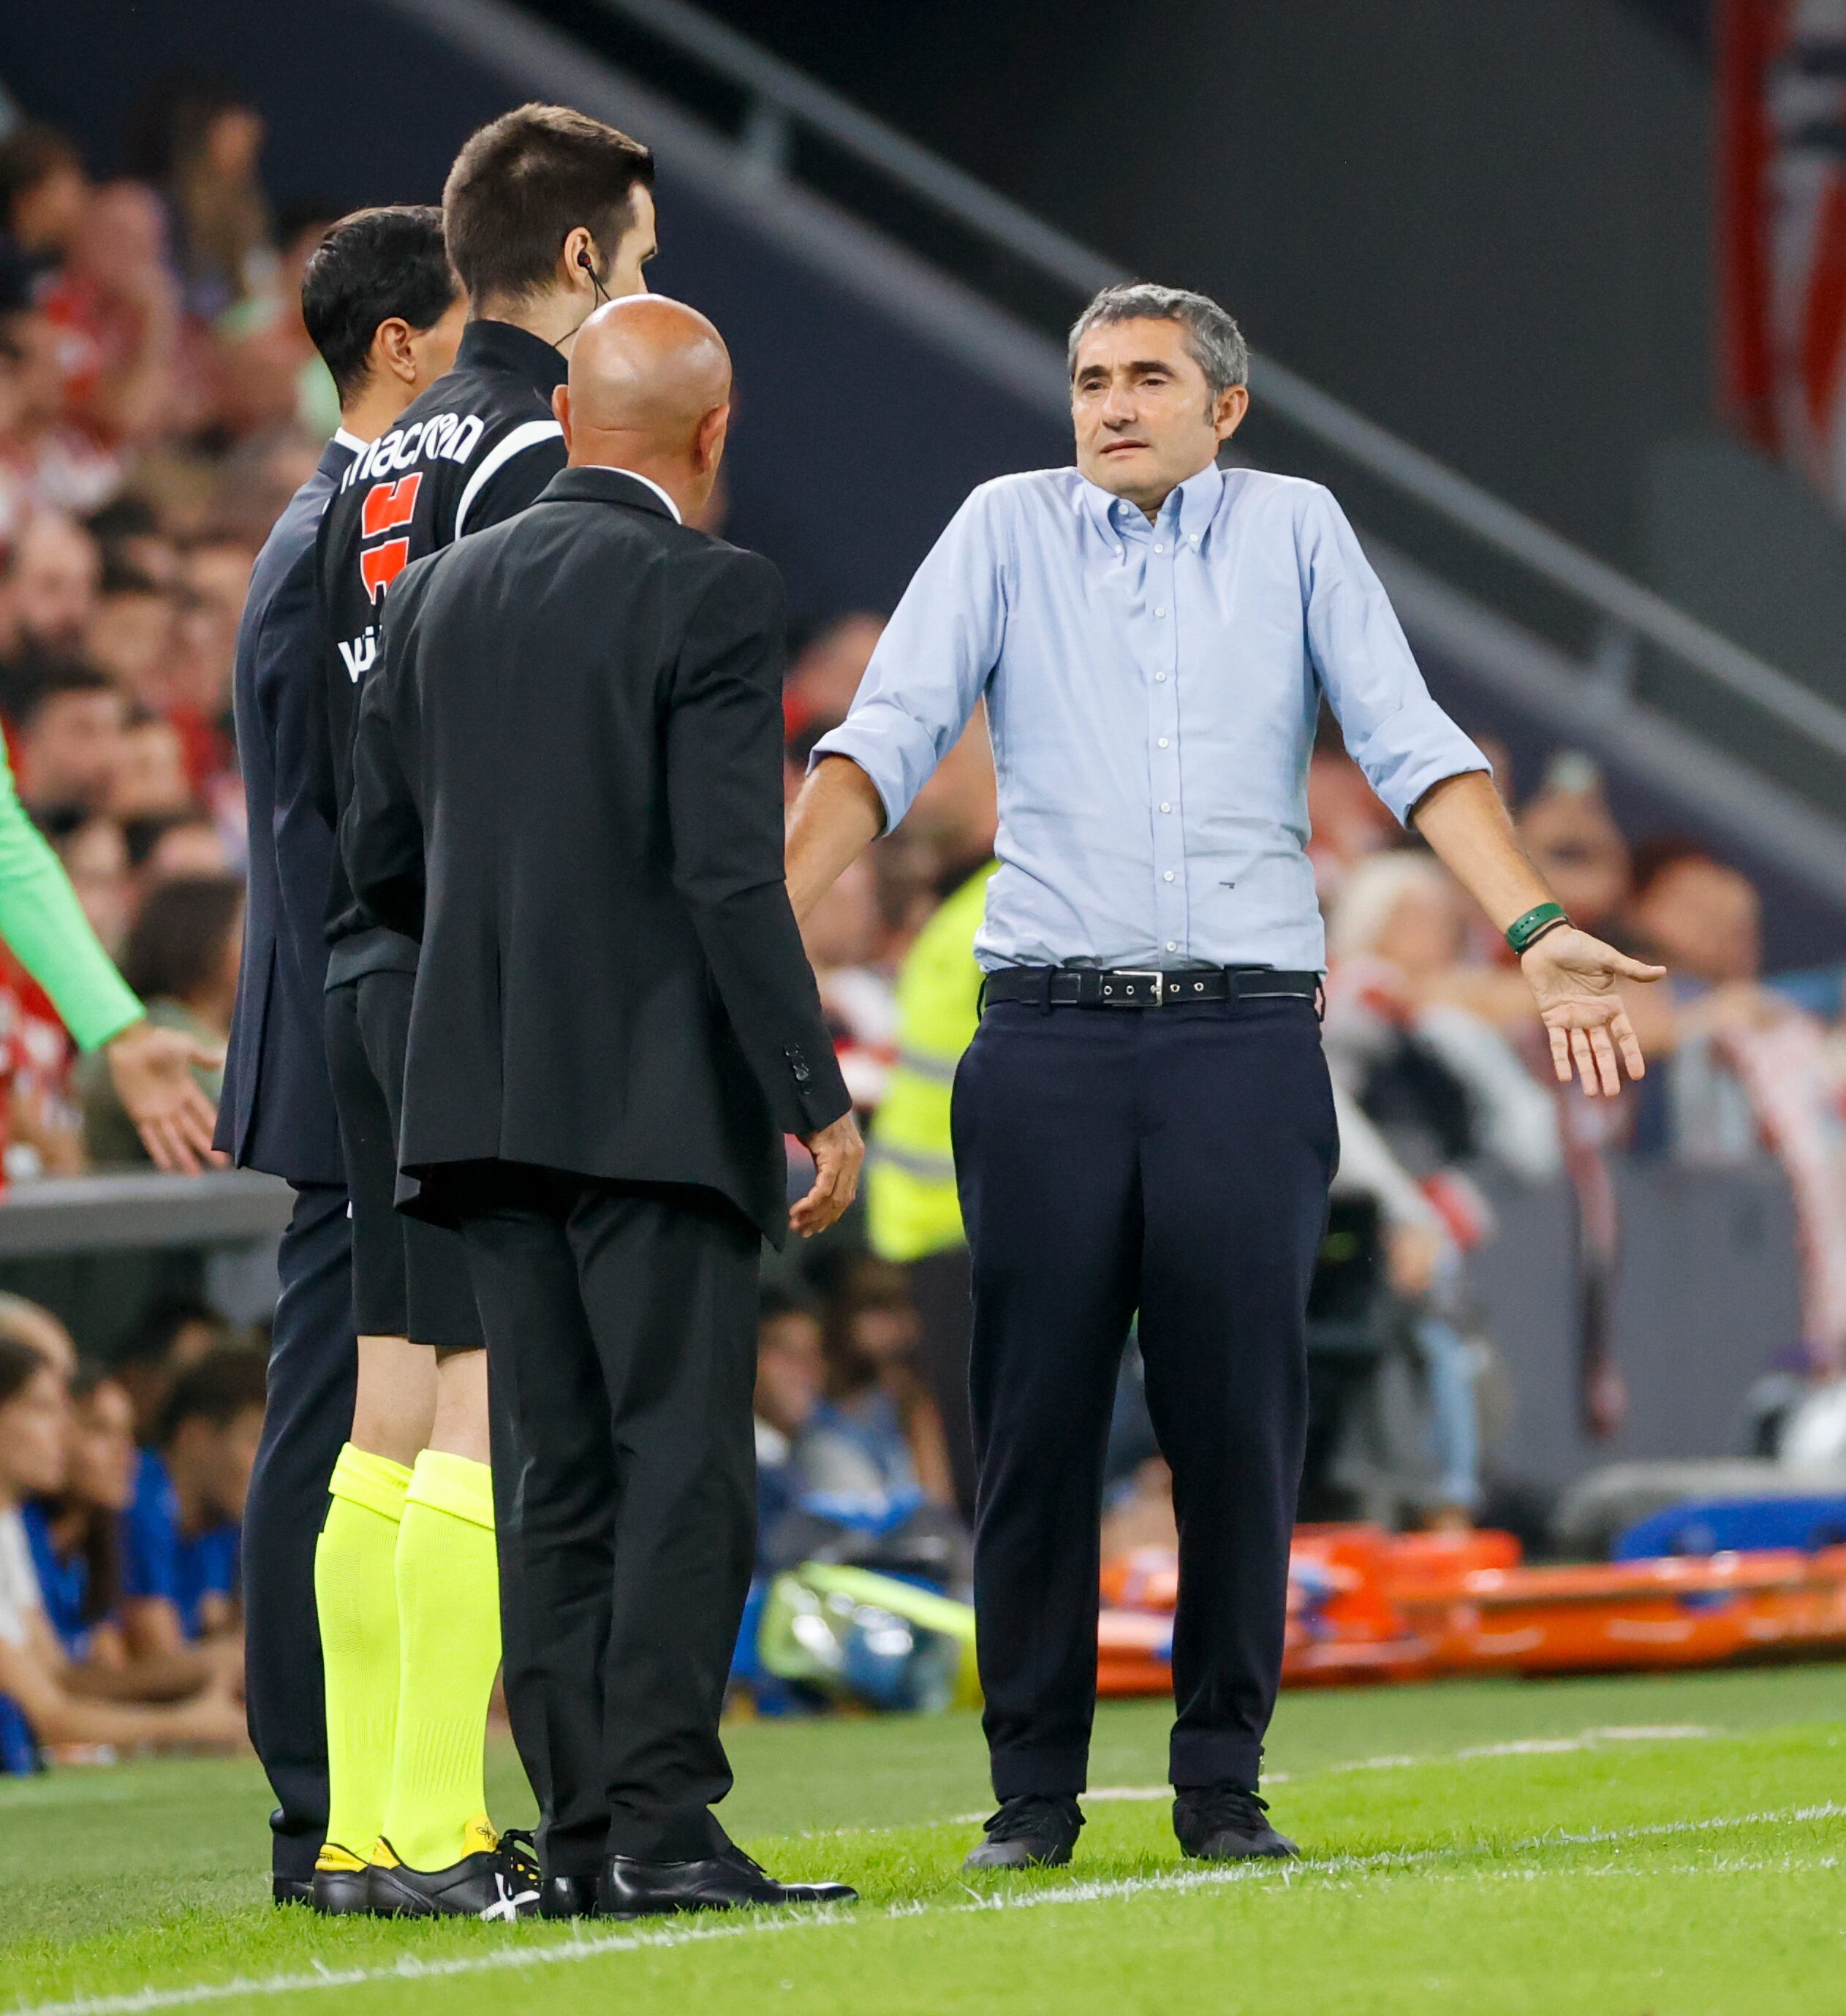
xmin=805 ymin=416 xmax=1481 ymax=978
xmin=788 ymin=282 xmax=1660 ymax=1873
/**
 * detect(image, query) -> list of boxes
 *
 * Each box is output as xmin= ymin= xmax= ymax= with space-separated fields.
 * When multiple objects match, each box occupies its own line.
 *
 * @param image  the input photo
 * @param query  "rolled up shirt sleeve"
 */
xmin=809 ymin=482 xmax=1009 ymax=831
xmin=1300 ymin=485 xmax=1489 ymax=824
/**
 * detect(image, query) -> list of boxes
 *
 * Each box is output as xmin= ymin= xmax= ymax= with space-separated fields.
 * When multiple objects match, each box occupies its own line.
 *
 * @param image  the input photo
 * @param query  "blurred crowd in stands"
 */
xmin=0 ymin=88 xmax=327 ymax=1183
xmin=0 ymin=83 xmax=1842 ymax=1751
xmin=0 ymin=1293 xmax=259 ymax=1760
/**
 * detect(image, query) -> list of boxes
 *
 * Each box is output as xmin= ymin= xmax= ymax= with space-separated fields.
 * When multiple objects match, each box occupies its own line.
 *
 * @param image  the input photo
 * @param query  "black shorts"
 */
xmin=325 ymin=969 xmax=482 ymax=1349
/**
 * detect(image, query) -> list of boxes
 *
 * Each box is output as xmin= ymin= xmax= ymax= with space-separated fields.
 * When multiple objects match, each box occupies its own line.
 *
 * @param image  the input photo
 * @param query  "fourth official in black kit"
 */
xmin=341 ymin=296 xmax=864 ymax=1920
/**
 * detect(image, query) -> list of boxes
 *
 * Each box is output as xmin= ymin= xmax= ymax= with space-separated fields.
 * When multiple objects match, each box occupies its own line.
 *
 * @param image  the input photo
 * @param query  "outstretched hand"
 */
xmin=791 ymin=1110 xmax=865 ymax=1239
xmin=1519 ymin=927 xmax=1666 ymax=1098
xmin=106 ymin=1020 xmax=227 ymax=1173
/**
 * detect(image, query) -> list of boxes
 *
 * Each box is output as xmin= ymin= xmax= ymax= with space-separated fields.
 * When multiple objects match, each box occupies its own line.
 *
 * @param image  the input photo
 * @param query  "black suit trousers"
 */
xmin=951 ymin=998 xmax=1338 ymax=1801
xmin=452 ymin=1164 xmax=760 ymax=1873
xmin=242 ymin=1180 xmax=355 ymax=1883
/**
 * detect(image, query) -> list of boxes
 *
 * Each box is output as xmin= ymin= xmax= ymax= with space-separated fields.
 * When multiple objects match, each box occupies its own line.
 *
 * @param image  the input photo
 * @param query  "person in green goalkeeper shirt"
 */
xmin=0 ymin=743 xmax=221 ymax=1172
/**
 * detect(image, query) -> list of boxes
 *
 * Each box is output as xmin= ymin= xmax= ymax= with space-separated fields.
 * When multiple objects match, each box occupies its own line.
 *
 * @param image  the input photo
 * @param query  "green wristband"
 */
xmin=1505 ymin=901 xmax=1569 ymax=955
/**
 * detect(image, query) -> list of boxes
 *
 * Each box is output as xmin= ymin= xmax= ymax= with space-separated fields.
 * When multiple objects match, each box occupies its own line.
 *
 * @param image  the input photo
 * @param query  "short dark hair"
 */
xmin=759 ymin=1283 xmax=820 ymax=1331
xmin=0 ymin=122 xmax=82 ymax=223
xmin=121 ymin=810 xmax=211 ymax=871
xmin=301 ymin=205 xmax=458 ymax=401
xmin=157 ymin=1347 xmax=267 ymax=1446
xmin=443 ymin=103 xmax=653 ymax=305
xmin=116 ymin=1295 xmax=227 ymax=1371
xmin=124 ymin=76 xmax=251 ymax=185
xmin=121 ymin=872 xmax=243 ymax=1005
xmin=1629 ymin=834 xmax=1722 ymax=901
xmin=85 ymin=494 xmax=162 ymax=547
xmin=15 ymin=658 xmax=117 ymax=730
xmin=821 ymin=1256 xmax=918 ymax=1398
xmin=98 ymin=558 xmax=163 ymax=598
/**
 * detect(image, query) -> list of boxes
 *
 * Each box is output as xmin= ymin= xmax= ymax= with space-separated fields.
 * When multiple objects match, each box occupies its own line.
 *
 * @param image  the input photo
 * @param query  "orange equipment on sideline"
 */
xmin=1094 ymin=1526 xmax=1846 ymax=1696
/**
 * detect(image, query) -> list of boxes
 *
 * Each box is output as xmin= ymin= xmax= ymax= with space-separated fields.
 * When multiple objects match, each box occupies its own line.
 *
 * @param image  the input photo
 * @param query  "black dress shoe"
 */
xmin=963 ymin=1795 xmax=1084 ymax=1870
xmin=540 ymin=1871 xmax=599 ymax=1920
xmin=1173 ymin=1784 xmax=1298 ymax=1861
xmin=597 ymin=1846 xmax=857 ymax=1918
xmin=369 ymin=1827 xmax=542 ymax=1920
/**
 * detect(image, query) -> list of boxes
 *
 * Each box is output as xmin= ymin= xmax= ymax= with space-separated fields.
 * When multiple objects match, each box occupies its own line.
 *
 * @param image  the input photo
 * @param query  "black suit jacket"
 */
xmin=340 ymin=466 xmax=850 ymax=1246
xmin=216 ymin=434 xmax=357 ymax=1184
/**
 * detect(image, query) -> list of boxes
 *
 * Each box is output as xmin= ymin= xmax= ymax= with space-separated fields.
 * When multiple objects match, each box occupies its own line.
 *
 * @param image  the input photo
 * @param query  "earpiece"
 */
xmin=575 ymin=243 xmax=609 ymax=312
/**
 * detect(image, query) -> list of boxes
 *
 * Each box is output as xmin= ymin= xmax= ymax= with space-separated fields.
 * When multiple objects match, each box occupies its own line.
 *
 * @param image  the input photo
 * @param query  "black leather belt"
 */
xmin=981 ymin=966 xmax=1323 ymax=1011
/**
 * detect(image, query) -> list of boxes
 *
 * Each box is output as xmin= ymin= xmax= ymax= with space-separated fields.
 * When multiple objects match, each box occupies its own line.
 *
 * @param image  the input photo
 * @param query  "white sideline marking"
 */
xmin=955 ymin=1721 xmax=1717 ymax=1812
xmin=1588 ymin=1725 xmax=1714 ymax=1741
xmin=1457 ymin=1726 xmax=1712 ymax=1760
xmin=12 ymin=1801 xmax=1844 ymax=2016
xmin=1329 ymin=1725 xmax=1714 ymax=1773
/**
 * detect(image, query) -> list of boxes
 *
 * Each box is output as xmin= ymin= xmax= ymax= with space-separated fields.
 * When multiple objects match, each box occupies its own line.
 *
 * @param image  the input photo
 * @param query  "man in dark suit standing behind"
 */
xmin=342 ymin=295 xmax=863 ymax=1920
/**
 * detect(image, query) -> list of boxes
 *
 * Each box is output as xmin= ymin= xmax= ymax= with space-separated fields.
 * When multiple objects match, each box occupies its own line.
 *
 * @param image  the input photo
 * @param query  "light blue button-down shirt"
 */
xmin=812 ymin=463 xmax=1488 ymax=974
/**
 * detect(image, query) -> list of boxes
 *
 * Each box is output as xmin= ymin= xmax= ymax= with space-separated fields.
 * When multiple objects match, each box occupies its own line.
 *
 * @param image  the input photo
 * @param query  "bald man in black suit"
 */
xmin=342 ymin=295 xmax=862 ymax=1921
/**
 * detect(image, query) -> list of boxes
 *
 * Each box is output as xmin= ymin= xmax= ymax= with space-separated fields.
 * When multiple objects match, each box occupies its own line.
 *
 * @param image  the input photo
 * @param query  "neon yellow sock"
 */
xmin=382 ymin=1450 xmax=501 ymax=1871
xmin=315 ymin=1444 xmax=412 ymax=1863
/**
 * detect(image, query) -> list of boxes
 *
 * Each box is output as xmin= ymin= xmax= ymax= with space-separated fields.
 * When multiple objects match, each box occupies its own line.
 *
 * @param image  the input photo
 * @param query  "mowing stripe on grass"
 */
xmin=12 ymin=1800 xmax=1843 ymax=2016
xmin=958 ymin=1725 xmax=1721 ymax=1816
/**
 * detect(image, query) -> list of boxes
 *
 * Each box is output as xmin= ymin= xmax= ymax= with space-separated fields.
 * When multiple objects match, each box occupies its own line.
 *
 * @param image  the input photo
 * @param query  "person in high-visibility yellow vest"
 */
xmin=866 ymin=857 xmax=996 ymax=1517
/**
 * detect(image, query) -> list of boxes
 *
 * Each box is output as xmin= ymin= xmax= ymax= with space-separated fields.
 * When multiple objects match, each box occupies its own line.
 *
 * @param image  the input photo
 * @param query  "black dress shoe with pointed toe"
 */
xmin=540 ymin=1871 xmax=599 ymax=1919
xmin=596 ymin=1846 xmax=857 ymax=1918
xmin=963 ymin=1794 xmax=1084 ymax=1871
xmin=1172 ymin=1784 xmax=1298 ymax=1861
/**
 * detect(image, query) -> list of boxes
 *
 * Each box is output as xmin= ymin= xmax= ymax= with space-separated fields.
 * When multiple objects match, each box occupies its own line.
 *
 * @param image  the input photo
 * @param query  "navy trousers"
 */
xmin=952 ymin=996 xmax=1337 ymax=1800
xmin=242 ymin=1181 xmax=355 ymax=1887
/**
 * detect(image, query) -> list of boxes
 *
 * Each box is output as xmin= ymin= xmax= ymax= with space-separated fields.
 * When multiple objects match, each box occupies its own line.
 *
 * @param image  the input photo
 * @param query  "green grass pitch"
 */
xmin=3 ymin=1664 xmax=1843 ymax=2015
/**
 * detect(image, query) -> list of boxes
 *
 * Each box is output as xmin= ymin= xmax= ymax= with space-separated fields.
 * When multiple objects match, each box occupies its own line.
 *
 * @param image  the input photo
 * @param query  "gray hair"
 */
xmin=1066 ymin=282 xmax=1249 ymax=399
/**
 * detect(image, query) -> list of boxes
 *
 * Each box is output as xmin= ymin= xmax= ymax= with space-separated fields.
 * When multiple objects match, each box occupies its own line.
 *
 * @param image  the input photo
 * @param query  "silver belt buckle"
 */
xmin=1117 ymin=969 xmax=1165 ymax=1007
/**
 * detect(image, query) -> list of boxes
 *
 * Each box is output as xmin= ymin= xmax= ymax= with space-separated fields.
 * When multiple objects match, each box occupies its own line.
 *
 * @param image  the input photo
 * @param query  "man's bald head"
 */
xmin=554 ymin=295 xmax=733 ymax=520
